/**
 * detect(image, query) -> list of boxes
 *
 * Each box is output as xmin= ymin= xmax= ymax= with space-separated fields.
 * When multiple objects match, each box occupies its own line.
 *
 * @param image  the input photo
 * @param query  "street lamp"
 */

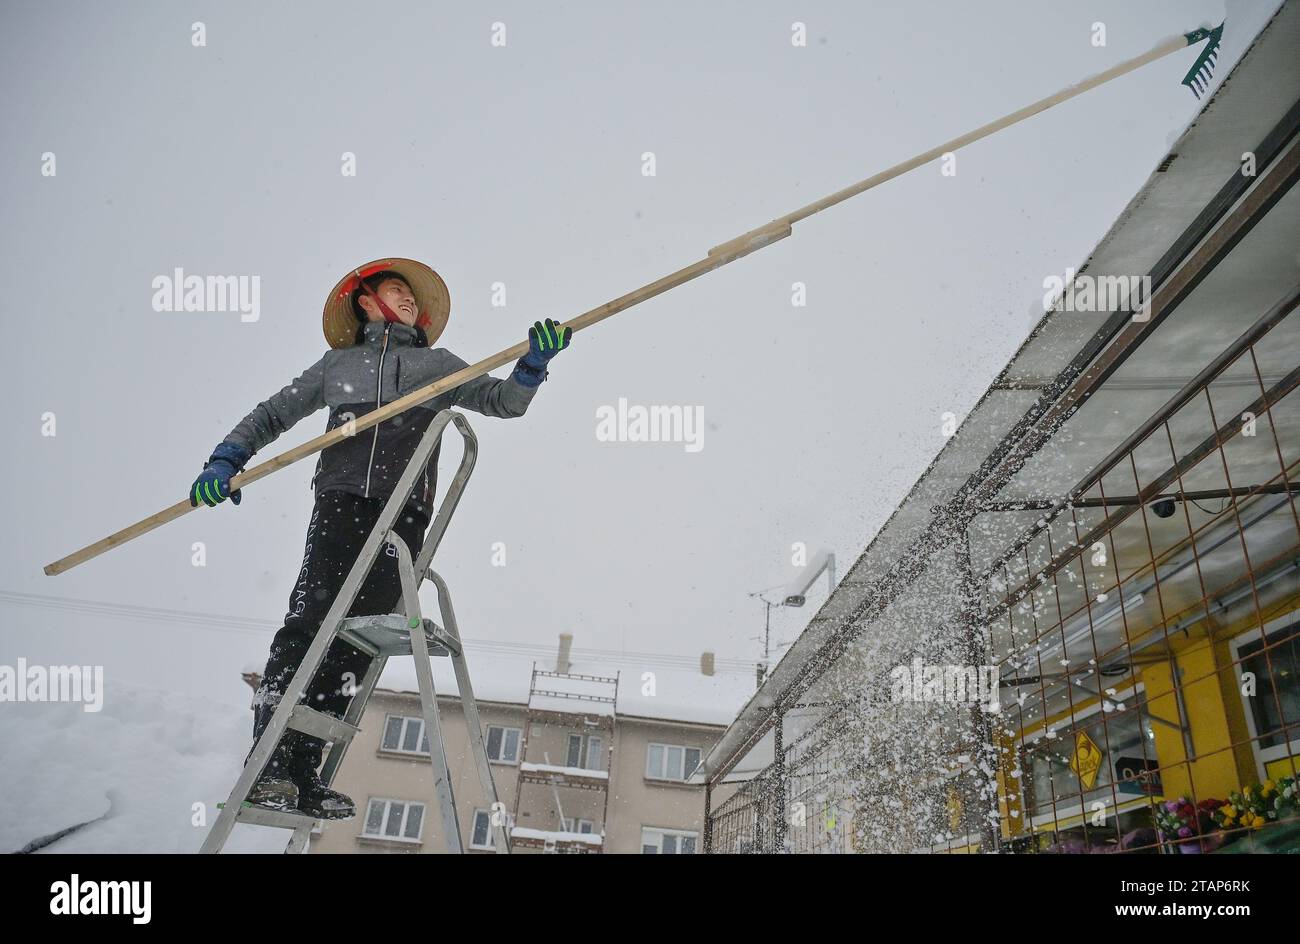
xmin=750 ymin=551 xmax=837 ymax=688
xmin=782 ymin=550 xmax=836 ymax=607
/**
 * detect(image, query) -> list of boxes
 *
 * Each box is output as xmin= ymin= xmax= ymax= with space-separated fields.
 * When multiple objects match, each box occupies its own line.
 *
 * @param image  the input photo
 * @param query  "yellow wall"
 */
xmin=990 ymin=595 xmax=1300 ymax=839
xmin=996 ymin=729 xmax=1024 ymax=840
xmin=1139 ymin=637 xmax=1246 ymax=802
xmin=1091 ymin=594 xmax=1300 ymax=812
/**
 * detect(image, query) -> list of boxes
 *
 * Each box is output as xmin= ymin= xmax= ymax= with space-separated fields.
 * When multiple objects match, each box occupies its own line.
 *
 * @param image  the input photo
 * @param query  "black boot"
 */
xmin=244 ymin=774 xmax=299 ymax=813
xmin=242 ymin=737 xmax=300 ymax=813
xmin=243 ymin=694 xmax=302 ymax=813
xmin=287 ymin=731 xmax=356 ymax=820
xmin=294 ymin=768 xmax=357 ymax=820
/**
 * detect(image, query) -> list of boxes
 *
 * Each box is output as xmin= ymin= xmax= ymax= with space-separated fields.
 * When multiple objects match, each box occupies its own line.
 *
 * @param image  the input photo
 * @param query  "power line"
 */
xmin=0 ymin=589 xmax=756 ymax=675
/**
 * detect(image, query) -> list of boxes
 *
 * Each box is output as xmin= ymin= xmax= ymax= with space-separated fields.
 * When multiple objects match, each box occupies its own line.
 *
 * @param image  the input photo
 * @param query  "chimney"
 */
xmin=556 ymin=633 xmax=573 ymax=674
xmin=700 ymin=651 xmax=715 ymax=677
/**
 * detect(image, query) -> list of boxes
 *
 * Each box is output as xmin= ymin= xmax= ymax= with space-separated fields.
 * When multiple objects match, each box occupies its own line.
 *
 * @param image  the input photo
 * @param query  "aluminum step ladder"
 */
xmin=200 ymin=409 xmax=511 ymax=855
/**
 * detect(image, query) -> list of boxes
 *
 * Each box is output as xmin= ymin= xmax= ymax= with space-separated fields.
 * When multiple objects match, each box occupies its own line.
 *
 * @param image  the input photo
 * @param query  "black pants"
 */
xmin=251 ymin=489 xmax=430 ymax=777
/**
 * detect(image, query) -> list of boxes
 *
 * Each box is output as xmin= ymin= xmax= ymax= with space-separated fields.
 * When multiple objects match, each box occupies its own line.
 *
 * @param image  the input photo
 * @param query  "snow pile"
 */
xmin=519 ymin=761 xmax=610 ymax=780
xmin=379 ymin=654 xmax=754 ymax=726
xmin=511 ymin=827 xmax=603 ymax=846
xmin=0 ymin=681 xmax=287 ymax=853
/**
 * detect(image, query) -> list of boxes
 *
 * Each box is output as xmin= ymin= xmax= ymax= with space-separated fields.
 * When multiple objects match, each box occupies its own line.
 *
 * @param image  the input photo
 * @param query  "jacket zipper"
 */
xmin=363 ymin=324 xmax=391 ymax=498
xmin=398 ymin=358 xmax=430 ymax=505
xmin=396 ymin=357 xmax=429 ymax=506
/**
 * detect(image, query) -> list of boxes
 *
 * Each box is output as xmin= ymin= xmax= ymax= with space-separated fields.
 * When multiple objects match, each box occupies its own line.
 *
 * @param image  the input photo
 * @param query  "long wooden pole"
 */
xmin=44 ymin=29 xmax=1203 ymax=576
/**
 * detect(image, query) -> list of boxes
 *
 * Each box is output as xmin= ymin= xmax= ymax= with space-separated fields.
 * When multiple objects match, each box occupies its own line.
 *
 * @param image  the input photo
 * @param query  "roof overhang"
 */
xmin=702 ymin=4 xmax=1300 ymax=785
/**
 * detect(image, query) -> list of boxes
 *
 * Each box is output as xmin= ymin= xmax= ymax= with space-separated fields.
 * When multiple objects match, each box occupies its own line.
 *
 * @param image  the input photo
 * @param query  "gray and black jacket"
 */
xmin=223 ymin=320 xmax=541 ymax=518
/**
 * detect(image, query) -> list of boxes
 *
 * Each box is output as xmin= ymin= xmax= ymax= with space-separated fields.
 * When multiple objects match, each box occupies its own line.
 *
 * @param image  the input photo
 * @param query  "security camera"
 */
xmin=1151 ymin=497 xmax=1177 ymax=519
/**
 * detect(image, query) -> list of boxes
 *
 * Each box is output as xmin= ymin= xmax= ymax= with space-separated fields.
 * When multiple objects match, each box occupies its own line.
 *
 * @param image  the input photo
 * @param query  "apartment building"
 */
xmin=248 ymin=637 xmax=749 ymax=853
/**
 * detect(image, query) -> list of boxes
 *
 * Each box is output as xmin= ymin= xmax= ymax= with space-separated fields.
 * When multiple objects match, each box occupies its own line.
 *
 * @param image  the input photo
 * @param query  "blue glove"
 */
xmin=511 ymin=318 xmax=572 ymax=388
xmin=190 ymin=441 xmax=253 ymax=507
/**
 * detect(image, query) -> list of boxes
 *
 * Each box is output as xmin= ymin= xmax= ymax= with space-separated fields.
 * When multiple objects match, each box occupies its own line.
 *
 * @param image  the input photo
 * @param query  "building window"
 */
xmin=362 ymin=798 xmax=425 ymax=843
xmin=641 ymin=827 xmax=698 ymax=854
xmin=561 ymin=817 xmax=596 ymax=834
xmin=1233 ymin=613 xmax=1300 ymax=778
xmin=470 ymin=810 xmax=495 ymax=850
xmin=566 ymin=733 xmax=604 ymax=770
xmin=1236 ymin=616 xmax=1300 ymax=749
xmin=646 ymin=743 xmax=702 ymax=781
xmin=1020 ymin=687 xmax=1155 ymax=826
xmin=381 ymin=714 xmax=430 ymax=755
xmin=486 ymin=725 xmax=522 ymax=764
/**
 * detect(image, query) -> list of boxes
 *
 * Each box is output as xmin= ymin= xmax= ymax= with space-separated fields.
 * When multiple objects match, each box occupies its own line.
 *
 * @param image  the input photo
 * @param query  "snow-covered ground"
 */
xmin=0 ymin=681 xmax=287 ymax=853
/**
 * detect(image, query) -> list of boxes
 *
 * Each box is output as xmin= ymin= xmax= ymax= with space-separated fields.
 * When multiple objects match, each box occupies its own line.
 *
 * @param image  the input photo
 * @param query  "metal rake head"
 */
xmin=1181 ymin=21 xmax=1225 ymax=100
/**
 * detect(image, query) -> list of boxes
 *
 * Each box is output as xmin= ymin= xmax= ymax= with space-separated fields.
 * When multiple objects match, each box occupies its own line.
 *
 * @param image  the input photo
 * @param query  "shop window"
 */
xmin=1021 ymin=689 xmax=1157 ymax=827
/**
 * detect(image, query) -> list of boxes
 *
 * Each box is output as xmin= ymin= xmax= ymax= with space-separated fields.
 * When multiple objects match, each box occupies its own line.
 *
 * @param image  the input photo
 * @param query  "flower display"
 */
xmin=1211 ymin=777 xmax=1299 ymax=831
xmin=1154 ymin=796 xmax=1215 ymax=842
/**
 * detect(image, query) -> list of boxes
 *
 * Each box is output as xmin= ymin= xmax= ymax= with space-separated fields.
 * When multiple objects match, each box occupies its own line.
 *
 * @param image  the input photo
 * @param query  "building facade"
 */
xmin=304 ymin=675 xmax=739 ymax=854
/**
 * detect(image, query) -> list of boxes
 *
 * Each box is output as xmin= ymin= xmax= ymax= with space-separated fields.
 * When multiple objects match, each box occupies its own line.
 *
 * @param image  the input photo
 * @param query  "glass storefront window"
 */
xmin=1238 ymin=618 xmax=1300 ymax=751
xmin=1022 ymin=691 xmax=1157 ymax=823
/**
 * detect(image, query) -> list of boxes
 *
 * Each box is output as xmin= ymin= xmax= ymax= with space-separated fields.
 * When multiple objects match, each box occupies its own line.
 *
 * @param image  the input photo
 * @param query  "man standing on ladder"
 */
xmin=187 ymin=258 xmax=572 ymax=820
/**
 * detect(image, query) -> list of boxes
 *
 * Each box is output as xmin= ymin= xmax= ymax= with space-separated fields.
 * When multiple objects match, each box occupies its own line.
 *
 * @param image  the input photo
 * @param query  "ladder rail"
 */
xmin=428 ymin=568 xmax=512 ymax=854
xmin=413 ymin=411 xmax=478 ymax=578
xmin=390 ymin=535 xmax=464 ymax=853
xmin=201 ymin=408 xmax=501 ymax=855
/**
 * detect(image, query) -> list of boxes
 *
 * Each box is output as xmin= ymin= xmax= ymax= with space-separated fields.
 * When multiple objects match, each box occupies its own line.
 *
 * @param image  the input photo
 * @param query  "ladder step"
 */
xmin=337 ymin=614 xmax=461 ymax=658
xmin=288 ymin=705 xmax=362 ymax=743
xmin=229 ymin=804 xmax=320 ymax=831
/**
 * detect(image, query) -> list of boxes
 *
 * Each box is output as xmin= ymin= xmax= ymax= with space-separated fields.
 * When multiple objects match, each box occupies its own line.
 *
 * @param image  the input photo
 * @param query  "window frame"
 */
xmin=361 ymin=796 xmax=426 ymax=844
xmin=566 ymin=732 xmax=605 ymax=771
xmin=640 ymin=826 xmax=699 ymax=854
xmin=380 ymin=713 xmax=430 ymax=756
xmin=485 ymin=724 xmax=523 ymax=765
xmin=1231 ymin=609 xmax=1300 ymax=781
xmin=645 ymin=741 xmax=703 ymax=782
xmin=469 ymin=809 xmax=494 ymax=850
xmin=560 ymin=816 xmax=596 ymax=835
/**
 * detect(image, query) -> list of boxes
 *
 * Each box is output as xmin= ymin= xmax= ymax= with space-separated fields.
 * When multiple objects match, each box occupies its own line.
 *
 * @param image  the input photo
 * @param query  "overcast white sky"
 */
xmin=1 ymin=0 xmax=1240 ymax=714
